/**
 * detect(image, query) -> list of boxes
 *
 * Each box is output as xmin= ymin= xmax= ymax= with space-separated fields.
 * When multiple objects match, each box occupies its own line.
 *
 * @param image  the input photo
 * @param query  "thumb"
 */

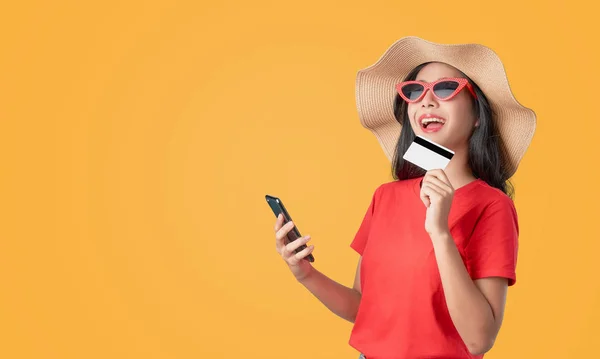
xmin=420 ymin=189 xmax=430 ymax=208
xmin=423 ymin=197 xmax=430 ymax=208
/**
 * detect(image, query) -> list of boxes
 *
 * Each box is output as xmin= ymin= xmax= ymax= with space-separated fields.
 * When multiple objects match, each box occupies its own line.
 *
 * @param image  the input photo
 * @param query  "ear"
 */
xmin=475 ymin=119 xmax=480 ymax=127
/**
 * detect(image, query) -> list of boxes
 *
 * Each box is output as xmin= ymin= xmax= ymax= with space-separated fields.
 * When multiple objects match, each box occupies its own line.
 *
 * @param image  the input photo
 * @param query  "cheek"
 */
xmin=406 ymin=104 xmax=418 ymax=124
xmin=449 ymin=101 xmax=477 ymax=128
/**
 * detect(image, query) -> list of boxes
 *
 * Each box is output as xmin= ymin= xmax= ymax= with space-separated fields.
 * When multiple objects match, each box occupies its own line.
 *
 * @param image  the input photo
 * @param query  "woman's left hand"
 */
xmin=420 ymin=169 xmax=454 ymax=237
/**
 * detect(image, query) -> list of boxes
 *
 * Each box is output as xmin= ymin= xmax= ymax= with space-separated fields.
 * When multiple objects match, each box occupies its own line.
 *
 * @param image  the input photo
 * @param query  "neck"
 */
xmin=440 ymin=144 xmax=476 ymax=190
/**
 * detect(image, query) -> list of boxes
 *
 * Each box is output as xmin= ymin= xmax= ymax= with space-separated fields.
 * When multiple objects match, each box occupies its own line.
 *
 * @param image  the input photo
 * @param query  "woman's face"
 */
xmin=406 ymin=62 xmax=478 ymax=151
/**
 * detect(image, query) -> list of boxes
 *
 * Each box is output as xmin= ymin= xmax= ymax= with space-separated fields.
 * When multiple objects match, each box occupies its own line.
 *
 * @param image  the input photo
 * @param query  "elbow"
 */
xmin=347 ymin=310 xmax=358 ymax=324
xmin=465 ymin=336 xmax=495 ymax=356
xmin=348 ymin=290 xmax=361 ymax=324
xmin=348 ymin=305 xmax=359 ymax=323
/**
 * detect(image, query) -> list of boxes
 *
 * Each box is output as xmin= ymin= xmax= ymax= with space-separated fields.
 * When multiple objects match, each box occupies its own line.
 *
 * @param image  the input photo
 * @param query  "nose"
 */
xmin=420 ymin=88 xmax=438 ymax=108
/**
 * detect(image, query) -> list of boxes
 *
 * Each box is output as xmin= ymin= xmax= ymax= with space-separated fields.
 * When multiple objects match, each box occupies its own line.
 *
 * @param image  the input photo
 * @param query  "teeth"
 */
xmin=422 ymin=118 xmax=445 ymax=126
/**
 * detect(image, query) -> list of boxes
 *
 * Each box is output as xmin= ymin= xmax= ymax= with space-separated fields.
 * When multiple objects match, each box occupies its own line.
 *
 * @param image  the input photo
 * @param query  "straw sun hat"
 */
xmin=355 ymin=36 xmax=536 ymax=178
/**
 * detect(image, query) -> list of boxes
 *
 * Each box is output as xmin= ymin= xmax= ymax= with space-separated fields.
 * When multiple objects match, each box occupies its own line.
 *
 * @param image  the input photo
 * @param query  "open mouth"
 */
xmin=421 ymin=118 xmax=446 ymax=131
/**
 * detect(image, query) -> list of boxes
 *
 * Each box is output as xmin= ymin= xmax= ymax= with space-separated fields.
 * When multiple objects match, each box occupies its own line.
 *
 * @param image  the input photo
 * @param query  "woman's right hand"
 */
xmin=274 ymin=213 xmax=315 ymax=281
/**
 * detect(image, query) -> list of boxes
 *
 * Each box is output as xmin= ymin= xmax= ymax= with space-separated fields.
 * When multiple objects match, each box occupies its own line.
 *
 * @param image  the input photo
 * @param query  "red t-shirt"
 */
xmin=349 ymin=176 xmax=519 ymax=359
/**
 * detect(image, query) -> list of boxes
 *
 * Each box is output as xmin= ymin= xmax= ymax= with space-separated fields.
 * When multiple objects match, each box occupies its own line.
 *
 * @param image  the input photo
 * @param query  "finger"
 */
xmin=420 ymin=183 xmax=442 ymax=207
xmin=422 ymin=179 xmax=449 ymax=195
xmin=421 ymin=183 xmax=443 ymax=197
xmin=274 ymin=213 xmax=285 ymax=231
xmin=275 ymin=219 xmax=294 ymax=238
xmin=420 ymin=185 xmax=431 ymax=207
xmin=284 ymin=235 xmax=311 ymax=255
xmin=424 ymin=175 xmax=452 ymax=192
xmin=275 ymin=221 xmax=295 ymax=249
xmin=438 ymin=169 xmax=450 ymax=184
xmin=288 ymin=244 xmax=315 ymax=265
xmin=430 ymin=169 xmax=451 ymax=186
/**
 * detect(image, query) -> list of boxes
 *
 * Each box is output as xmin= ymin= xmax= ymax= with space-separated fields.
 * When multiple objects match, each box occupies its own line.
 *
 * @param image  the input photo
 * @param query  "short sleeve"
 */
xmin=465 ymin=196 xmax=519 ymax=286
xmin=350 ymin=185 xmax=381 ymax=255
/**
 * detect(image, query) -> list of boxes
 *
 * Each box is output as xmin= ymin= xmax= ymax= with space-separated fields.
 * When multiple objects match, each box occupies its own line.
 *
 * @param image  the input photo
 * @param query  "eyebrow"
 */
xmin=416 ymin=77 xmax=451 ymax=82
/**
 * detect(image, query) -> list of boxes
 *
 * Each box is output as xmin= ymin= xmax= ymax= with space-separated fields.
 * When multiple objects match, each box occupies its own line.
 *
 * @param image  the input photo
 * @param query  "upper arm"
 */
xmin=350 ymin=186 xmax=381 ymax=256
xmin=353 ymin=256 xmax=362 ymax=294
xmin=351 ymin=186 xmax=380 ymax=294
xmin=474 ymin=276 xmax=509 ymax=336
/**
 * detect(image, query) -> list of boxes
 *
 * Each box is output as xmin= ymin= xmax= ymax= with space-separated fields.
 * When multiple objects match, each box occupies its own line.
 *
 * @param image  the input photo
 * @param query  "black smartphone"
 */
xmin=265 ymin=194 xmax=315 ymax=263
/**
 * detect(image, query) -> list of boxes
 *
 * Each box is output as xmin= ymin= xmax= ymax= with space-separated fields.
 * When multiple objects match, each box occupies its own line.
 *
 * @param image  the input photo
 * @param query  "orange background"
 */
xmin=1 ymin=1 xmax=598 ymax=358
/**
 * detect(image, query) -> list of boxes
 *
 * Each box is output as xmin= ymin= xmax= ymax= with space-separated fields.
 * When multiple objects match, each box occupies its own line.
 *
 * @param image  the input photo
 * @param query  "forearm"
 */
xmin=430 ymin=231 xmax=496 ymax=354
xmin=297 ymin=266 xmax=361 ymax=323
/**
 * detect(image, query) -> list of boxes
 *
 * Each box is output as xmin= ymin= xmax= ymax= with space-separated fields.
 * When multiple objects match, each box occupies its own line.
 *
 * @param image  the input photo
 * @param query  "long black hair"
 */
xmin=391 ymin=62 xmax=515 ymax=199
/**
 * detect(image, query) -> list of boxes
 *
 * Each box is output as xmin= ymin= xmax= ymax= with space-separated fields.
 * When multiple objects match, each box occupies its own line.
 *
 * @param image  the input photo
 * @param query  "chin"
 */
xmin=413 ymin=122 xmax=456 ymax=145
xmin=420 ymin=131 xmax=446 ymax=140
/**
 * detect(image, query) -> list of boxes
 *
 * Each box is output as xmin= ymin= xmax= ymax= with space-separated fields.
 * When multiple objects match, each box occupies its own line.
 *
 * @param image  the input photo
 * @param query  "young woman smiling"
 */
xmin=273 ymin=37 xmax=536 ymax=359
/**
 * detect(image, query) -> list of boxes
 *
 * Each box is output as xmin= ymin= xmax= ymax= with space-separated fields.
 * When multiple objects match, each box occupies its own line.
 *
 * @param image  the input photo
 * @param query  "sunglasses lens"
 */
xmin=433 ymin=81 xmax=460 ymax=99
xmin=401 ymin=84 xmax=424 ymax=101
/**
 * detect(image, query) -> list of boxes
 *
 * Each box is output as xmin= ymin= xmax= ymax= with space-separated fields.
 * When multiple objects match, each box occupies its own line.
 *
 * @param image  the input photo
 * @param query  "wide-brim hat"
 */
xmin=355 ymin=36 xmax=536 ymax=178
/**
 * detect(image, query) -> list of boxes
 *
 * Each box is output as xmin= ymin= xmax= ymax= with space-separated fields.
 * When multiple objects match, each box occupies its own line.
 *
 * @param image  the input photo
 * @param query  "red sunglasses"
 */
xmin=395 ymin=77 xmax=477 ymax=103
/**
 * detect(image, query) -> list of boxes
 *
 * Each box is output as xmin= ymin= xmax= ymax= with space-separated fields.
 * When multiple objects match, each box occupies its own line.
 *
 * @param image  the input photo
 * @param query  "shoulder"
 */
xmin=471 ymin=180 xmax=518 ymax=221
xmin=365 ymin=178 xmax=420 ymax=212
xmin=374 ymin=177 xmax=419 ymax=196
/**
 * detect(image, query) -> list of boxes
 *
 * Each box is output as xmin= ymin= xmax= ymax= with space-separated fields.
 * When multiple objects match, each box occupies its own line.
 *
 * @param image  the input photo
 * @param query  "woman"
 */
xmin=273 ymin=37 xmax=536 ymax=359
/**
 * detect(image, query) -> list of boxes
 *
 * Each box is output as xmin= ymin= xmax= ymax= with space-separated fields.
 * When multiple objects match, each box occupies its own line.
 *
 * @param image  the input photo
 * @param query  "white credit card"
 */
xmin=403 ymin=135 xmax=455 ymax=171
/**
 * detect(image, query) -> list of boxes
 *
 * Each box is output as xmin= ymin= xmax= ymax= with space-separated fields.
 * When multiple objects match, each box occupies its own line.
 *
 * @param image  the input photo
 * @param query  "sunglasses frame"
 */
xmin=395 ymin=77 xmax=477 ymax=103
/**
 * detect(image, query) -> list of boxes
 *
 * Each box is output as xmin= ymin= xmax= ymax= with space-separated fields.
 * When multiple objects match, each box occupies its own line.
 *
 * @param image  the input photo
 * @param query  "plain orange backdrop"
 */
xmin=1 ymin=1 xmax=599 ymax=358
